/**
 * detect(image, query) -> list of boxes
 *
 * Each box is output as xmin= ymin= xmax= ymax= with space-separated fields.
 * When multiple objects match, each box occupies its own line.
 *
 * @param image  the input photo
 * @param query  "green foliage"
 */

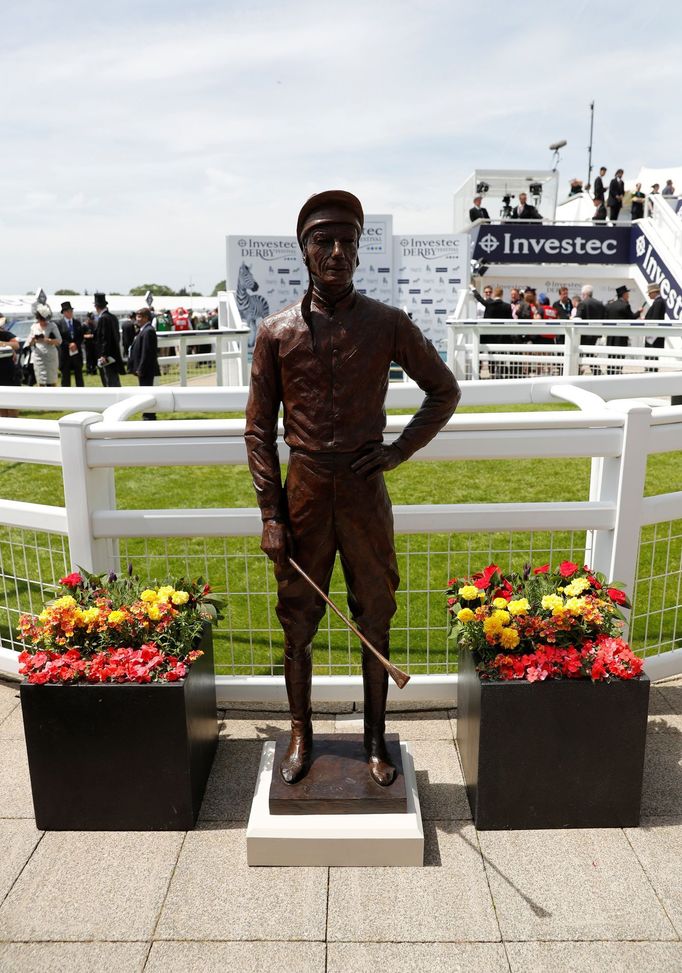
xmin=211 ymin=280 xmax=227 ymax=296
xmin=54 ymin=289 xmax=80 ymax=295
xmin=129 ymin=284 xmax=177 ymax=297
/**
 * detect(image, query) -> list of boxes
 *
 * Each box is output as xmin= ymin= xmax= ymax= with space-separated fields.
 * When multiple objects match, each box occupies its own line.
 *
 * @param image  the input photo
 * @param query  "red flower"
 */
xmin=607 ymin=587 xmax=629 ymax=607
xmin=473 ymin=564 xmax=501 ymax=590
xmin=59 ymin=572 xmax=84 ymax=588
xmin=557 ymin=561 xmax=579 ymax=578
xmin=533 ymin=564 xmax=550 ymax=574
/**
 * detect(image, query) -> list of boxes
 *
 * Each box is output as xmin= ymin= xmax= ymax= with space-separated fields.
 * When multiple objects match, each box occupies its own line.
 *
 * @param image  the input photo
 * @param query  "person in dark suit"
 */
xmin=607 ymin=169 xmax=625 ymax=222
xmin=469 ymin=195 xmax=490 ymax=222
xmin=593 ymin=166 xmax=607 ymax=203
xmin=93 ymin=293 xmax=124 ymax=387
xmin=630 ymin=182 xmax=646 ymax=221
xmin=511 ymin=192 xmax=542 ymax=220
xmin=575 ymin=285 xmax=606 ymax=373
xmin=644 ymin=283 xmax=668 ymax=372
xmin=552 ymin=287 xmax=573 ymax=320
xmin=592 ymin=198 xmax=607 ymax=222
xmin=56 ymin=301 xmax=85 ymax=387
xmin=481 ymin=287 xmax=514 ymax=378
xmin=128 ymin=307 xmax=160 ymax=419
xmin=605 ymin=285 xmax=637 ymax=374
xmin=82 ymin=312 xmax=98 ymax=375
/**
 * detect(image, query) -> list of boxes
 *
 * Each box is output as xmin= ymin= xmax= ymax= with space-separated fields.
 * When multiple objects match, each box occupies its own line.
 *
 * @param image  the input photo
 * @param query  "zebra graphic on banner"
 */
xmin=237 ymin=263 xmax=270 ymax=348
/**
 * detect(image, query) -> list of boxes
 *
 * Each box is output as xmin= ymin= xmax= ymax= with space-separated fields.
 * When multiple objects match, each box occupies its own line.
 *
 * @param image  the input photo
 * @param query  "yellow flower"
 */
xmin=81 ymin=607 xmax=100 ymax=625
xmin=564 ymin=577 xmax=590 ymax=597
xmin=140 ymin=589 xmax=158 ymax=603
xmin=107 ymin=610 xmax=126 ymax=626
xmin=459 ymin=585 xmax=480 ymax=601
xmin=53 ymin=595 xmax=76 ymax=609
xmin=156 ymin=585 xmax=174 ymax=603
xmin=508 ymin=598 xmax=530 ymax=616
xmin=499 ymin=627 xmax=520 ymax=649
xmin=493 ymin=609 xmax=511 ymax=626
xmin=147 ymin=604 xmax=161 ymax=621
xmin=38 ymin=609 xmax=50 ymax=624
xmin=564 ymin=597 xmax=586 ymax=615
xmin=492 ymin=598 xmax=508 ymax=610
xmin=483 ymin=616 xmax=503 ymax=637
xmin=542 ymin=594 xmax=564 ymax=613
xmin=457 ymin=607 xmax=475 ymax=623
xmin=171 ymin=590 xmax=189 ymax=605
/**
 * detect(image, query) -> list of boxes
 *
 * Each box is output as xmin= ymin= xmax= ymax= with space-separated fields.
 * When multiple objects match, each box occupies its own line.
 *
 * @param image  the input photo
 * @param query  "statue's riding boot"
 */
xmin=362 ymin=644 xmax=396 ymax=787
xmin=280 ymin=645 xmax=313 ymax=784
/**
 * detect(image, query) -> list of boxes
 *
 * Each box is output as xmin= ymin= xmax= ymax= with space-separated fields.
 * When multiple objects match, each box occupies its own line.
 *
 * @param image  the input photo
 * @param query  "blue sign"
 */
xmin=472 ymin=224 xmax=631 ymax=264
xmin=631 ymin=226 xmax=682 ymax=320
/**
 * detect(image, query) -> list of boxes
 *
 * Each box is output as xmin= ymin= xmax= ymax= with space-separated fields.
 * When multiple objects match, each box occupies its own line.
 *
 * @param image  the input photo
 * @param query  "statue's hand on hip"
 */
xmin=261 ymin=519 xmax=292 ymax=566
xmin=350 ymin=443 xmax=403 ymax=479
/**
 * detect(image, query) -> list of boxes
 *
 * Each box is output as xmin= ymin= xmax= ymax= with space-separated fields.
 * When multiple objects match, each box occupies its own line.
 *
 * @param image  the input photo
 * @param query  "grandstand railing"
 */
xmin=446 ymin=319 xmax=682 ymax=381
xmin=1 ymin=374 xmax=681 ymax=703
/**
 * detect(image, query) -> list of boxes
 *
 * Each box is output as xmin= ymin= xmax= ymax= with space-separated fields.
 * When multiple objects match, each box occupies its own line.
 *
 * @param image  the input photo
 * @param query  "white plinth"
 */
xmin=246 ymin=740 xmax=424 ymax=866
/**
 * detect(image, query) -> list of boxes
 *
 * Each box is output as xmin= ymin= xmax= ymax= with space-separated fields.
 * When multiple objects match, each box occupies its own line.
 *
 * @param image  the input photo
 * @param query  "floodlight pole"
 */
xmin=587 ymin=100 xmax=595 ymax=190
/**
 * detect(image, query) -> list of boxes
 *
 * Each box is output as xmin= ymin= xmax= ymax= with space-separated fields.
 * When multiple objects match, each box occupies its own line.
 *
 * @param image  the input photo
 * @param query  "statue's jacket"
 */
xmin=245 ymin=289 xmax=461 ymax=521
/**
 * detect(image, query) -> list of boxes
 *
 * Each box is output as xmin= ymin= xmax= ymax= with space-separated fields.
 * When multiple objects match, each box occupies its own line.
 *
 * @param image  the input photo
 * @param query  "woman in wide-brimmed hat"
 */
xmin=27 ymin=304 xmax=62 ymax=386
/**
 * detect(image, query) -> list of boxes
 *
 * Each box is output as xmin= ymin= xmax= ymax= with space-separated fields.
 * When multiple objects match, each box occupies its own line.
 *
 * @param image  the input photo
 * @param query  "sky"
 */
xmin=2 ymin=0 xmax=680 ymax=296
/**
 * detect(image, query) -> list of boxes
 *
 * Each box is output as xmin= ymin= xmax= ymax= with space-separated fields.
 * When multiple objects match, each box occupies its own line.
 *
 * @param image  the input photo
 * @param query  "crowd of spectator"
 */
xmin=471 ymin=280 xmax=672 ymax=376
xmin=0 ymin=296 xmax=221 ymax=415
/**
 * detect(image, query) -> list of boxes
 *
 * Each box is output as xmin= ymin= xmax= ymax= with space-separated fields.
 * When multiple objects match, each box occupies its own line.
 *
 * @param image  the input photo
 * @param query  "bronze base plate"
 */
xmin=269 ymin=733 xmax=407 ymax=815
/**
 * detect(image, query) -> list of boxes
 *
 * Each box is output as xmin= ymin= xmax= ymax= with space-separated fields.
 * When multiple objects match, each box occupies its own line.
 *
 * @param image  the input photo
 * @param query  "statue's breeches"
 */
xmin=273 ymin=449 xmax=399 ymax=649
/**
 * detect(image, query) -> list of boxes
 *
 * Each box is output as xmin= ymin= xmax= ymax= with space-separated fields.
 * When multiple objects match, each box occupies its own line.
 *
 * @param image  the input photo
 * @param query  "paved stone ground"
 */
xmin=1 ymin=675 xmax=682 ymax=972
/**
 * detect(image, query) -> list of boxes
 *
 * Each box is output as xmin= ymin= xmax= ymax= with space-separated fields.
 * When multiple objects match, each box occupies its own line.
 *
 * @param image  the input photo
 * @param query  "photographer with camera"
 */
xmin=27 ymin=304 xmax=62 ymax=387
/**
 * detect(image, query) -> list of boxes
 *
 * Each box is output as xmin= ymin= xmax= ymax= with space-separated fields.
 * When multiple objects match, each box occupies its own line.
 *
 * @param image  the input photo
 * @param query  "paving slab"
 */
xmin=155 ymin=825 xmax=327 ymax=941
xmin=506 ymin=940 xmax=682 ymax=972
xmin=659 ymin=684 xmax=682 ymax=714
xmin=0 ymin=831 xmax=183 ymax=941
xmin=219 ymin=713 xmax=335 ymax=740
xmin=0 ymin=820 xmax=41 ymax=902
xmin=146 ymin=941 xmax=326 ymax=972
xmin=198 ymin=739 xmax=264 ymax=821
xmin=409 ymin=740 xmax=471 ymax=820
xmin=0 ymin=681 xmax=19 ymax=723
xmin=0 ymin=741 xmax=34 ymax=818
xmin=626 ymin=815 xmax=682 ymax=937
xmin=649 ymin=686 xmax=677 ymax=716
xmin=326 ymin=820 xmax=499 ymax=943
xmin=0 ymin=705 xmax=25 ymax=741
xmin=327 ymin=942 xmax=509 ymax=972
xmin=642 ymin=718 xmax=682 ymax=817
xmin=448 ymin=708 xmax=457 ymax=739
xmin=0 ymin=942 xmax=149 ymax=972
xmin=335 ymin=711 xmax=455 ymax=740
xmin=478 ymin=827 xmax=676 ymax=942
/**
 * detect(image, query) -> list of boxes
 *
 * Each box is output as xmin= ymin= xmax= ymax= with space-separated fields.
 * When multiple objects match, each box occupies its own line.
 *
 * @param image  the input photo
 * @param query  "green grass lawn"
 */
xmin=1 ymin=400 xmax=680 ymax=674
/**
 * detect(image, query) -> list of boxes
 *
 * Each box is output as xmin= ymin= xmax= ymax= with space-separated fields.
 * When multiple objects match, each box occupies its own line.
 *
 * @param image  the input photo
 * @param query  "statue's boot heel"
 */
xmin=280 ymin=646 xmax=313 ymax=785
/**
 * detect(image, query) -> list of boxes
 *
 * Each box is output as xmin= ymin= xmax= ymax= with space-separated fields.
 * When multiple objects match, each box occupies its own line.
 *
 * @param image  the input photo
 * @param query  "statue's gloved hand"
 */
xmin=260 ymin=519 xmax=292 ymax=566
xmin=350 ymin=443 xmax=403 ymax=480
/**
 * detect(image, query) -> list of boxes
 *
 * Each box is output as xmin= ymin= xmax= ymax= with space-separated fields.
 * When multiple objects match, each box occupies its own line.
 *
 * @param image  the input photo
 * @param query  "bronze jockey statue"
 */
xmin=245 ymin=190 xmax=460 ymax=787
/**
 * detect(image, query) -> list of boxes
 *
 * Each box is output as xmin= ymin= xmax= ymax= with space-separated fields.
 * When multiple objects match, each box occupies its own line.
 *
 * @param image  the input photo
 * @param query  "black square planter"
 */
xmin=457 ymin=647 xmax=650 ymax=830
xmin=20 ymin=624 xmax=219 ymax=830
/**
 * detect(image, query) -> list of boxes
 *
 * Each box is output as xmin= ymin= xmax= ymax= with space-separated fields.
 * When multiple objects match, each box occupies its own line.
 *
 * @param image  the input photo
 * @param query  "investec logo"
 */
xmin=478 ymin=231 xmax=618 ymax=257
xmin=238 ymin=238 xmax=298 ymax=259
xmin=637 ymin=235 xmax=682 ymax=316
xmin=400 ymin=237 xmax=459 ymax=258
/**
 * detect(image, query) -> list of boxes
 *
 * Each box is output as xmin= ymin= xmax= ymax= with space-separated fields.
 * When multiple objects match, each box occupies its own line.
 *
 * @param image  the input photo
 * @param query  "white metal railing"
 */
xmin=150 ymin=329 xmax=249 ymax=386
xmin=648 ymin=193 xmax=682 ymax=257
xmin=447 ymin=319 xmax=682 ymax=381
xmin=1 ymin=375 xmax=681 ymax=702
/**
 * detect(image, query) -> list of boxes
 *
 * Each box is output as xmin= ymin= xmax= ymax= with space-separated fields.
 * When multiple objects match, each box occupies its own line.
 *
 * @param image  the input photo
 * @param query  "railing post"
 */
xmin=471 ymin=326 xmax=480 ymax=380
xmin=563 ymin=324 xmax=580 ymax=377
xmin=215 ymin=333 xmax=225 ymax=386
xmin=586 ymin=404 xmax=651 ymax=631
xmin=179 ymin=336 xmax=188 ymax=386
xmin=58 ymin=412 xmax=118 ymax=574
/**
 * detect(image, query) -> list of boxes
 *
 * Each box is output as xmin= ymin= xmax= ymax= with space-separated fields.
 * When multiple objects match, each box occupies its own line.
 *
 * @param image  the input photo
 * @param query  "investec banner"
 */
xmin=394 ymin=235 xmax=468 ymax=352
xmin=631 ymin=227 xmax=682 ymax=320
xmin=356 ymin=215 xmax=393 ymax=305
xmin=472 ymin=224 xmax=631 ymax=264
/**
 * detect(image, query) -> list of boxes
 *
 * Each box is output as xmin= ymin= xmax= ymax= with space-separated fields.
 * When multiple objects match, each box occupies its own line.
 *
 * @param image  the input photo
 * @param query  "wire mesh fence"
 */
xmin=2 ymin=523 xmax=680 ymax=676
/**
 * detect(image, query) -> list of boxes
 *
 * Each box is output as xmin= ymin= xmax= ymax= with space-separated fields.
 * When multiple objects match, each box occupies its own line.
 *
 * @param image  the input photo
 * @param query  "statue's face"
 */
xmin=304 ymin=221 xmax=358 ymax=290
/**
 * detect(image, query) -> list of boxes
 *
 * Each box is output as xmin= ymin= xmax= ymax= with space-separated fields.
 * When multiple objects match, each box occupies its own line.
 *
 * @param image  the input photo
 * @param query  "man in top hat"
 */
xmin=56 ymin=301 xmax=85 ymax=387
xmin=644 ymin=282 xmax=668 ymax=372
xmin=469 ymin=195 xmax=490 ymax=222
xmin=607 ymin=169 xmax=625 ymax=223
xmin=128 ymin=307 xmax=160 ymax=418
xmin=93 ymin=293 xmax=124 ymax=387
xmin=245 ymin=190 xmax=460 ymax=787
xmin=605 ymin=284 xmax=637 ymax=374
